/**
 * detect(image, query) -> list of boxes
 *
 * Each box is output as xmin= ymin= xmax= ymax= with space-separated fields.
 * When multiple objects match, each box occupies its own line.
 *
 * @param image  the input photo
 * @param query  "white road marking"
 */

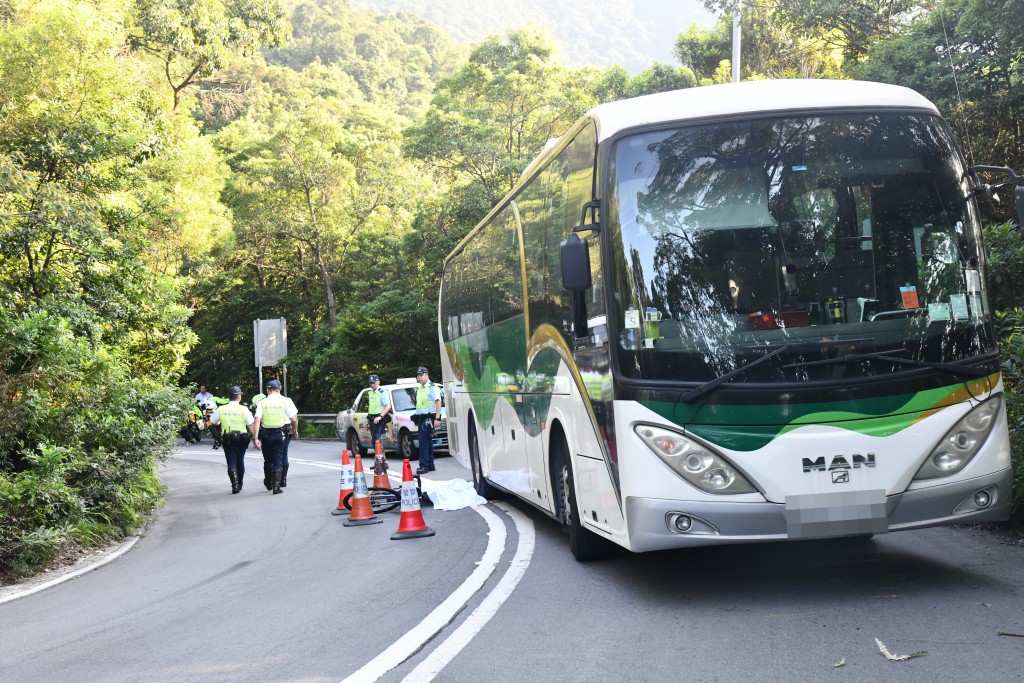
xmin=0 ymin=537 xmax=140 ymax=605
xmin=340 ymin=504 xmax=508 ymax=683
xmin=400 ymin=501 xmax=535 ymax=682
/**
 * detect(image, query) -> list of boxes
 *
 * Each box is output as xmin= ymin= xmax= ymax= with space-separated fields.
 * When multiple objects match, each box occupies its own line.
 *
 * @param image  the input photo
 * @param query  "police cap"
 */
xmin=266 ymin=379 xmax=282 ymax=390
xmin=416 ymin=366 xmax=429 ymax=375
xmin=368 ymin=374 xmax=380 ymax=384
xmin=229 ymin=386 xmax=242 ymax=397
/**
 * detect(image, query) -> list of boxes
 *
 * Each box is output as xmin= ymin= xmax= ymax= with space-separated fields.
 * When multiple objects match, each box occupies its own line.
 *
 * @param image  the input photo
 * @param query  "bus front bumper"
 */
xmin=623 ymin=468 xmax=1012 ymax=553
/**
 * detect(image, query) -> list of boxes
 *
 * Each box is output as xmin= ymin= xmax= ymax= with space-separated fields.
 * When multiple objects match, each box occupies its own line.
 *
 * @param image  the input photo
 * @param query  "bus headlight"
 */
xmin=914 ymin=394 xmax=1002 ymax=481
xmin=634 ymin=424 xmax=756 ymax=494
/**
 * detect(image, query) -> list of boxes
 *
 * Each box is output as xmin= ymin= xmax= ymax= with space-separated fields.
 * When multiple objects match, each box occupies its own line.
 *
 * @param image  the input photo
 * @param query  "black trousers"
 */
xmin=261 ymin=430 xmax=286 ymax=470
xmin=223 ymin=437 xmax=247 ymax=472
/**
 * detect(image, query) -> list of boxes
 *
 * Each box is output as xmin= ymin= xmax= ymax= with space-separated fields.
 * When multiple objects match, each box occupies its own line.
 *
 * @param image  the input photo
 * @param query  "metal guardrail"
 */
xmin=299 ymin=413 xmax=336 ymax=424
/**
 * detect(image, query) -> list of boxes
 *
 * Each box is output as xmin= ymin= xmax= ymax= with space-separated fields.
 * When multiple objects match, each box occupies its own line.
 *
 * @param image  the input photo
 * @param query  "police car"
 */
xmin=335 ymin=378 xmax=448 ymax=459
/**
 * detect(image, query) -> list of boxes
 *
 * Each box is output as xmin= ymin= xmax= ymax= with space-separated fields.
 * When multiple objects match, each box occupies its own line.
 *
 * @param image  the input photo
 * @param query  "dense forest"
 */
xmin=1 ymin=0 xmax=1023 ymax=579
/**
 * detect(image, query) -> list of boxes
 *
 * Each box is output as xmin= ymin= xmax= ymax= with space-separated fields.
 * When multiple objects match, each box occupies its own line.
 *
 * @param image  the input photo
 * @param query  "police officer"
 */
xmin=209 ymin=386 xmax=254 ymax=494
xmin=252 ymin=379 xmax=298 ymax=494
xmin=367 ymin=374 xmax=392 ymax=449
xmin=413 ymin=366 xmax=442 ymax=475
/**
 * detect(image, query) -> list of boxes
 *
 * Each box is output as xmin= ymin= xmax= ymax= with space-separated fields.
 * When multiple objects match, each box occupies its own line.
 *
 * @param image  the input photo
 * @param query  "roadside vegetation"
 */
xmin=1 ymin=0 xmax=1022 ymax=581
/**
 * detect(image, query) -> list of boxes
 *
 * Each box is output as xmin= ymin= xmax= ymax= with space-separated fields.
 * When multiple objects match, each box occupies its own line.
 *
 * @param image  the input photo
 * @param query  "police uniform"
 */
xmin=367 ymin=374 xmax=391 ymax=448
xmin=210 ymin=387 xmax=254 ymax=494
xmin=254 ymin=380 xmax=298 ymax=494
xmin=413 ymin=366 xmax=442 ymax=474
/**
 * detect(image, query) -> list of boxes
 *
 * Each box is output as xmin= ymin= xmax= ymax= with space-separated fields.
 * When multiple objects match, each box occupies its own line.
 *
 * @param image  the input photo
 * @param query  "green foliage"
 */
xmin=0 ymin=0 xmax=202 ymax=579
xmin=995 ymin=309 xmax=1024 ymax=518
xmin=849 ymin=0 xmax=1024 ymax=170
xmin=130 ymin=0 xmax=290 ymax=111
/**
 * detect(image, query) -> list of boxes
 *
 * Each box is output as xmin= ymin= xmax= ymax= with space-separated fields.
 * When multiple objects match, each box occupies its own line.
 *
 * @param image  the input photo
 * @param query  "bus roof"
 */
xmin=588 ymin=79 xmax=939 ymax=142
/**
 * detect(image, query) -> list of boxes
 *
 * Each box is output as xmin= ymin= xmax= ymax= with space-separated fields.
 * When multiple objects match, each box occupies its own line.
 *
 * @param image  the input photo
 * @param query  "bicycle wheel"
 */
xmin=343 ymin=486 xmax=401 ymax=514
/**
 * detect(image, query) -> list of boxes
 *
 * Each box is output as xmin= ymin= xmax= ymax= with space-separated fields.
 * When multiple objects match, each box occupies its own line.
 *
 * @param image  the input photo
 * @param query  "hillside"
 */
xmin=350 ymin=0 xmax=716 ymax=72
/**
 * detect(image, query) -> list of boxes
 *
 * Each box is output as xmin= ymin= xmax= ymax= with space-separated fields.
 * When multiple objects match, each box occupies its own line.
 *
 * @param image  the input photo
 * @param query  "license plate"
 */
xmin=784 ymin=489 xmax=888 ymax=539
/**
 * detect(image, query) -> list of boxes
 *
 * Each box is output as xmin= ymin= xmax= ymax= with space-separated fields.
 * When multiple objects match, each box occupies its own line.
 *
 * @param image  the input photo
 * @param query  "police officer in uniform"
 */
xmin=252 ymin=379 xmax=299 ymax=494
xmin=209 ymin=386 xmax=254 ymax=494
xmin=413 ymin=366 xmax=442 ymax=475
xmin=367 ymin=374 xmax=392 ymax=448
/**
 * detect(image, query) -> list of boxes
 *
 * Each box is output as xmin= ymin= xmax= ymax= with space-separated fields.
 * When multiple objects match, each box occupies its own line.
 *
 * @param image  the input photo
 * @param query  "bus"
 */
xmin=438 ymin=79 xmax=1021 ymax=561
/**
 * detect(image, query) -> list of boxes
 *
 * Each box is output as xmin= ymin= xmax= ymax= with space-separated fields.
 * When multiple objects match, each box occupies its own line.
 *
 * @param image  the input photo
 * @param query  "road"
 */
xmin=1 ymin=439 xmax=1023 ymax=682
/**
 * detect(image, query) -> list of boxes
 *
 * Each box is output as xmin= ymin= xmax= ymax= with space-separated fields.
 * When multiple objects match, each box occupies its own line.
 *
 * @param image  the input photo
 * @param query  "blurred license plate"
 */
xmin=784 ymin=489 xmax=888 ymax=539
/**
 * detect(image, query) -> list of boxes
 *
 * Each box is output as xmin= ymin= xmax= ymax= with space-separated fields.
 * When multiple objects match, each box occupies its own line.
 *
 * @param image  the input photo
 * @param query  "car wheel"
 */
xmin=398 ymin=429 xmax=415 ymax=460
xmin=346 ymin=429 xmax=364 ymax=457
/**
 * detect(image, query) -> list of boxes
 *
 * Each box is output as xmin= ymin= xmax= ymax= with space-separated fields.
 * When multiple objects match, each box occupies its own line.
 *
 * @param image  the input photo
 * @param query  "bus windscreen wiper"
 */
xmin=681 ymin=339 xmax=874 ymax=403
xmin=681 ymin=344 xmax=795 ymax=402
xmin=783 ymin=349 xmax=992 ymax=379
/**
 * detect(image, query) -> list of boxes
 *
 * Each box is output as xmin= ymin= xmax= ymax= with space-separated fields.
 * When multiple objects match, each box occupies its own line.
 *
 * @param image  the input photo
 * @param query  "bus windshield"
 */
xmin=608 ymin=112 xmax=996 ymax=384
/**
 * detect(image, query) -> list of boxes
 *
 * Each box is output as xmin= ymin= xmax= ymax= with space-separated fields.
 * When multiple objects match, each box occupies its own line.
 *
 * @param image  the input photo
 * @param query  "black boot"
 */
xmin=228 ymin=468 xmax=239 ymax=494
xmin=272 ymin=468 xmax=283 ymax=494
xmin=280 ymin=464 xmax=289 ymax=488
xmin=263 ymin=465 xmax=272 ymax=491
xmin=237 ymin=469 xmax=244 ymax=492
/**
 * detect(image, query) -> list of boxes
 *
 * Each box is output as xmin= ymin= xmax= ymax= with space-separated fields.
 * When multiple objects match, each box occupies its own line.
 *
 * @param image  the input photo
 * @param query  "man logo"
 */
xmin=832 ymin=470 xmax=850 ymax=484
xmin=802 ymin=453 xmax=876 ymax=473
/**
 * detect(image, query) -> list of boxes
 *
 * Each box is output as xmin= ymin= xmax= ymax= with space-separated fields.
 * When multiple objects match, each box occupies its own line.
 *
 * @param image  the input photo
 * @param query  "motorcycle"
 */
xmin=180 ymin=404 xmax=206 ymax=444
xmin=179 ymin=397 xmax=230 ymax=447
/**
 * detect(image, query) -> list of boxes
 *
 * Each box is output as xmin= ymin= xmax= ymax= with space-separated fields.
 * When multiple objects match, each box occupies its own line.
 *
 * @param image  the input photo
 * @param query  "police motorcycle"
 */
xmin=180 ymin=396 xmax=230 ymax=447
xmin=201 ymin=396 xmax=231 ymax=449
xmin=180 ymin=403 xmax=206 ymax=444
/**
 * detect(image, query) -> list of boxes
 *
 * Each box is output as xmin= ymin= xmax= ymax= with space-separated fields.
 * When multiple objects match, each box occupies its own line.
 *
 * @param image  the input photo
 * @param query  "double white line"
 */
xmin=342 ymin=502 xmax=535 ymax=682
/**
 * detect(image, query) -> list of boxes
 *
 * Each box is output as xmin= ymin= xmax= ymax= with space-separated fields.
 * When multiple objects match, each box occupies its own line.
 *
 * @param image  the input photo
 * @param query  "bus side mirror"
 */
xmin=560 ymin=233 xmax=592 ymax=290
xmin=1017 ymin=186 xmax=1024 ymax=238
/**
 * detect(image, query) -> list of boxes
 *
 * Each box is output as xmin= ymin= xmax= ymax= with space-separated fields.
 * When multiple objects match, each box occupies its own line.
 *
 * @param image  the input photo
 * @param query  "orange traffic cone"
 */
xmin=331 ymin=448 xmax=355 ymax=516
xmin=372 ymin=439 xmax=390 ymax=489
xmin=391 ymin=459 xmax=435 ymax=540
xmin=344 ymin=454 xmax=383 ymax=526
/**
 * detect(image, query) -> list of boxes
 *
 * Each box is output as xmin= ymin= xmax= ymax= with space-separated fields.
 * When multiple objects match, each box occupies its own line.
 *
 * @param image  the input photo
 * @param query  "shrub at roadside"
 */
xmin=0 ymin=311 xmax=191 ymax=581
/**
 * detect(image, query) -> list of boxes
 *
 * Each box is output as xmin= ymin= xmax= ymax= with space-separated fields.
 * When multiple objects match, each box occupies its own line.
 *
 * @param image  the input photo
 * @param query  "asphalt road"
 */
xmin=1 ymin=439 xmax=1023 ymax=682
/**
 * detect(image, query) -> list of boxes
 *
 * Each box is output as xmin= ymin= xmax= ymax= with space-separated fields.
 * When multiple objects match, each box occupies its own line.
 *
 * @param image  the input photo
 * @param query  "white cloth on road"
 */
xmin=420 ymin=478 xmax=487 ymax=510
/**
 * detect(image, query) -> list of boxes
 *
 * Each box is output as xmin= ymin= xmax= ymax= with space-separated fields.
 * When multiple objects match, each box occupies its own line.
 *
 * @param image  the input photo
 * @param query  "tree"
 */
xmin=0 ymin=0 xmax=202 ymax=578
xmin=129 ymin=0 xmax=289 ymax=112
xmin=404 ymin=27 xmax=589 ymax=205
xmin=850 ymin=0 xmax=1024 ymax=170
xmin=703 ymin=0 xmax=918 ymax=64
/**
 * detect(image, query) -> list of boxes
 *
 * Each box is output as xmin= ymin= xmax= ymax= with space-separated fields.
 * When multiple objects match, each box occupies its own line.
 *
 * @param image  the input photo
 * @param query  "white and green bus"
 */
xmin=438 ymin=79 xmax=1019 ymax=560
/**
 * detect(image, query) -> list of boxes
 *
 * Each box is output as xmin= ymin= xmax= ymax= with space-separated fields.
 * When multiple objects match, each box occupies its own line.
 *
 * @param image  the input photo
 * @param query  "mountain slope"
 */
xmin=350 ymin=0 xmax=716 ymax=72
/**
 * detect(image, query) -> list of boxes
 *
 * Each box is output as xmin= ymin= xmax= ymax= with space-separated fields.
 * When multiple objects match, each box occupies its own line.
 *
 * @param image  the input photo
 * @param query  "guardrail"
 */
xmin=299 ymin=413 xmax=336 ymax=424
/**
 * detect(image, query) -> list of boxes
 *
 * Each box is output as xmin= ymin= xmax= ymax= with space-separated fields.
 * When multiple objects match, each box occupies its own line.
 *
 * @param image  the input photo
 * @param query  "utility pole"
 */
xmin=731 ymin=0 xmax=742 ymax=83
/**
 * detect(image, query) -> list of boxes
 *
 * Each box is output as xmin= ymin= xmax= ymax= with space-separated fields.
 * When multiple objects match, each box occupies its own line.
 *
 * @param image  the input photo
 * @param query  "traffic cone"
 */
xmin=372 ymin=439 xmax=390 ymax=489
xmin=331 ymin=448 xmax=355 ymax=516
xmin=343 ymin=454 xmax=383 ymax=527
xmin=391 ymin=459 xmax=435 ymax=540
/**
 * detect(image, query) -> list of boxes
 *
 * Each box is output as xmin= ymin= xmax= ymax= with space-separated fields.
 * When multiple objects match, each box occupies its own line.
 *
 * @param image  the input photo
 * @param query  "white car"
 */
xmin=335 ymin=379 xmax=448 ymax=459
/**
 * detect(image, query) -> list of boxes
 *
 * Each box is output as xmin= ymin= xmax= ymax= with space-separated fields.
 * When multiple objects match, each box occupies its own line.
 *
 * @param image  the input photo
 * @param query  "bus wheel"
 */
xmin=556 ymin=437 xmax=615 ymax=562
xmin=469 ymin=422 xmax=494 ymax=499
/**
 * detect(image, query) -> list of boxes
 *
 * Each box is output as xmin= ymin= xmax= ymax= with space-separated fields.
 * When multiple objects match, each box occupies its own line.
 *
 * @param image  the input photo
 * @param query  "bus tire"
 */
xmin=469 ymin=421 xmax=494 ymax=499
xmin=556 ymin=437 xmax=616 ymax=562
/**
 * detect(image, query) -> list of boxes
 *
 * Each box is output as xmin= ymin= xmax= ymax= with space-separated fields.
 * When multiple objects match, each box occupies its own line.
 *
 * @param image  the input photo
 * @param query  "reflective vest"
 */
xmin=368 ymin=389 xmax=384 ymax=415
xmin=218 ymin=402 xmax=249 ymax=434
xmin=260 ymin=394 xmax=289 ymax=428
xmin=416 ymin=383 xmax=432 ymax=412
